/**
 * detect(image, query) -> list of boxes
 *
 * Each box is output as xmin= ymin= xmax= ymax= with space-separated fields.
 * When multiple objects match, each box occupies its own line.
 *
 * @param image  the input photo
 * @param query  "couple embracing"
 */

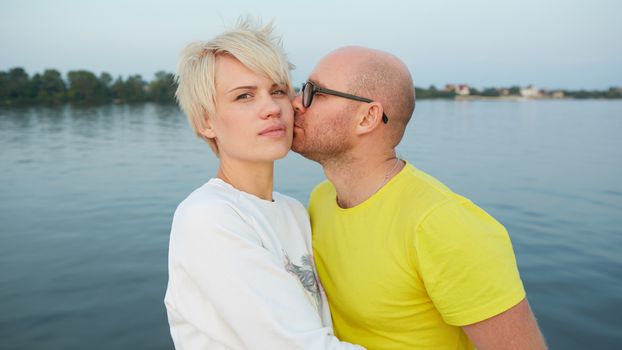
xmin=164 ymin=19 xmax=546 ymax=350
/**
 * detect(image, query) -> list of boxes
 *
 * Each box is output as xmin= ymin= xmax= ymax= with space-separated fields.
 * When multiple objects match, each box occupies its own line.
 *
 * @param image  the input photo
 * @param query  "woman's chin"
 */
xmin=270 ymin=147 xmax=291 ymax=161
xmin=269 ymin=142 xmax=293 ymax=160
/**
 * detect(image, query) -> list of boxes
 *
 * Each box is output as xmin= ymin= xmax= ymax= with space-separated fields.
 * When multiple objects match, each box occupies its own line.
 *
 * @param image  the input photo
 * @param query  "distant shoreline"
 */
xmin=3 ymin=98 xmax=621 ymax=109
xmin=454 ymin=95 xmax=568 ymax=101
xmin=2 ymin=67 xmax=621 ymax=106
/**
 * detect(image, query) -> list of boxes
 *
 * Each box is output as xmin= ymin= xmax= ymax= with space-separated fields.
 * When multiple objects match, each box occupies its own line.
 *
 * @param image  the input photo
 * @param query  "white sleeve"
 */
xmin=166 ymin=200 xmax=364 ymax=350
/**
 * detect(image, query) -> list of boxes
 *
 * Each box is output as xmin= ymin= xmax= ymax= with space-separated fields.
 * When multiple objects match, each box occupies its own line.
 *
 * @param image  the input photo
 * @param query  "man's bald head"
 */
xmin=322 ymin=46 xmax=415 ymax=147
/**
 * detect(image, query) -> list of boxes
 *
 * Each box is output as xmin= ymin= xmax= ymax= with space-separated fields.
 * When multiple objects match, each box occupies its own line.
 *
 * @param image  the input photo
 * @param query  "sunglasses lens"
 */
xmin=302 ymin=82 xmax=313 ymax=108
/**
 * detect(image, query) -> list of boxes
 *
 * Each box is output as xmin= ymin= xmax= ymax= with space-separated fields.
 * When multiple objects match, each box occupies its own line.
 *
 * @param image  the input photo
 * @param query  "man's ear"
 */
xmin=198 ymin=113 xmax=216 ymax=139
xmin=355 ymin=102 xmax=384 ymax=136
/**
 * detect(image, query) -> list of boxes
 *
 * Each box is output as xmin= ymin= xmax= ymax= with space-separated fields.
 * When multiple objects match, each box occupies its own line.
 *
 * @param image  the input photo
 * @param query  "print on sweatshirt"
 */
xmin=284 ymin=251 xmax=323 ymax=312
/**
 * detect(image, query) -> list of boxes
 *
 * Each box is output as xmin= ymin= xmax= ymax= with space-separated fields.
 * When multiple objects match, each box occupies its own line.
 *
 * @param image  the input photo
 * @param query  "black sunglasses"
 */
xmin=301 ymin=81 xmax=389 ymax=124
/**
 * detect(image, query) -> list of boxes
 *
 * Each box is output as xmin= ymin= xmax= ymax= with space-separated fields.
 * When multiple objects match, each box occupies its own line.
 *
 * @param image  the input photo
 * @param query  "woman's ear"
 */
xmin=199 ymin=113 xmax=216 ymax=139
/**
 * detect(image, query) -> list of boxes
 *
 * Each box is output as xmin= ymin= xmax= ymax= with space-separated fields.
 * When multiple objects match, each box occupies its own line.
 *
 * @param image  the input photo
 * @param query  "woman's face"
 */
xmin=204 ymin=54 xmax=293 ymax=164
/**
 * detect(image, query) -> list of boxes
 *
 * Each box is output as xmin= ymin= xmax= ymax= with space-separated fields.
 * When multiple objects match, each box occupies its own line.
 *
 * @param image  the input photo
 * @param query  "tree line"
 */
xmin=416 ymin=85 xmax=622 ymax=99
xmin=0 ymin=68 xmax=176 ymax=105
xmin=1 ymin=67 xmax=620 ymax=106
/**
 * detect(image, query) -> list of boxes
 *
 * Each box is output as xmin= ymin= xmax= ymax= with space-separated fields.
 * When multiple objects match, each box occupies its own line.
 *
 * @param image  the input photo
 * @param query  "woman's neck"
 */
xmin=217 ymin=158 xmax=275 ymax=201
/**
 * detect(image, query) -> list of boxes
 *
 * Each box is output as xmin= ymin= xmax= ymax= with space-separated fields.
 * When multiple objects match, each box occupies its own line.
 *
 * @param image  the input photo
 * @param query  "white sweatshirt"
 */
xmin=164 ymin=178 xmax=363 ymax=350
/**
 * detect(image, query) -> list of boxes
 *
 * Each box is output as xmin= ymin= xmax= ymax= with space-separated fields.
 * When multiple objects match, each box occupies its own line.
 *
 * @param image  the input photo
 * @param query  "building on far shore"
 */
xmin=444 ymin=84 xmax=470 ymax=96
xmin=520 ymin=85 xmax=541 ymax=98
xmin=551 ymin=90 xmax=565 ymax=98
xmin=498 ymin=88 xmax=510 ymax=96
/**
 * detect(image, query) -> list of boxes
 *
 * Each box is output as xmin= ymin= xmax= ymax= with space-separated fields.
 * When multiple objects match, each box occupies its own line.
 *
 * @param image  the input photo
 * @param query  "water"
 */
xmin=1 ymin=101 xmax=621 ymax=349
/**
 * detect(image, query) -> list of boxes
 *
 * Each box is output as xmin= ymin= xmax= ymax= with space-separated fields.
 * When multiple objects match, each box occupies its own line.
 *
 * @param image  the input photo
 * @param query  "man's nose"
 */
xmin=292 ymin=93 xmax=306 ymax=115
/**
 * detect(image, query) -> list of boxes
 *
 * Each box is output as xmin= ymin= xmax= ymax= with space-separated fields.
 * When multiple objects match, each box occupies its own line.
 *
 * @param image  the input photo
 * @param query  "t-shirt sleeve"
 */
xmin=414 ymin=198 xmax=526 ymax=326
xmin=166 ymin=199 xmax=364 ymax=350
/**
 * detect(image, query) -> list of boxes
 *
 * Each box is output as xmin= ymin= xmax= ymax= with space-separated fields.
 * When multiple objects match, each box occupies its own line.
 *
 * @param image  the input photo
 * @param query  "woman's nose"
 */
xmin=261 ymin=95 xmax=282 ymax=119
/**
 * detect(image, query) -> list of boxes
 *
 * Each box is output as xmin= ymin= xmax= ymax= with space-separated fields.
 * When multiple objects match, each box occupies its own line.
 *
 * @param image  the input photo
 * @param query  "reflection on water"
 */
xmin=1 ymin=101 xmax=621 ymax=349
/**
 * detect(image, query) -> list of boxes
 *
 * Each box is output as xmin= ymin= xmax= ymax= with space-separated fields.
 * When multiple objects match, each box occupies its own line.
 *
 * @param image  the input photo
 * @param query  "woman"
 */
xmin=163 ymin=19 xmax=363 ymax=350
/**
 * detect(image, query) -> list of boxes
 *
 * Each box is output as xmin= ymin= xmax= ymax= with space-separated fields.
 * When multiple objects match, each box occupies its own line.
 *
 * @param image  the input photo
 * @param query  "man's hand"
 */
xmin=462 ymin=298 xmax=547 ymax=350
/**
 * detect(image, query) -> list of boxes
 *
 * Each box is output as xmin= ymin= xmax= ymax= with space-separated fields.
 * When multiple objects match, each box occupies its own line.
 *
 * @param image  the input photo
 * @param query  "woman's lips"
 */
xmin=259 ymin=124 xmax=286 ymax=137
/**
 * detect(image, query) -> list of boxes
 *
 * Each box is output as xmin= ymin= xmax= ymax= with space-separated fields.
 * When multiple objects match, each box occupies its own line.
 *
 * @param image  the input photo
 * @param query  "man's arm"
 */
xmin=462 ymin=298 xmax=547 ymax=350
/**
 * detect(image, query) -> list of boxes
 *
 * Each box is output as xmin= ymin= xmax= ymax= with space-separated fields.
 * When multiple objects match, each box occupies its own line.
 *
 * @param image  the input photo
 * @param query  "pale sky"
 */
xmin=1 ymin=0 xmax=621 ymax=89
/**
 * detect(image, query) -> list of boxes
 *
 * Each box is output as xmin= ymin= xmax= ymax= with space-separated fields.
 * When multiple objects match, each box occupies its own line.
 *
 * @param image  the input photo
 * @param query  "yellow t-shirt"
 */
xmin=309 ymin=163 xmax=525 ymax=349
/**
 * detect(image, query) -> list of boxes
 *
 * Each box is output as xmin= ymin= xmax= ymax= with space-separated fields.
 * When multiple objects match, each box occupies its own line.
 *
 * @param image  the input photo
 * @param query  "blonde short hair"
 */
xmin=175 ymin=18 xmax=294 ymax=154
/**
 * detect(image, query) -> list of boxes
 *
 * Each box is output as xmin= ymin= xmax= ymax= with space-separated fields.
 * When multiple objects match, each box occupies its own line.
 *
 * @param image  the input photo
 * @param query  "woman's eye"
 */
xmin=235 ymin=93 xmax=252 ymax=100
xmin=272 ymin=89 xmax=287 ymax=96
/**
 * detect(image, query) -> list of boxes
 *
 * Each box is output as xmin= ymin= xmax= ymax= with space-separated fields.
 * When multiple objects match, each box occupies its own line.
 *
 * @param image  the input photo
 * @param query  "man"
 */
xmin=291 ymin=46 xmax=547 ymax=349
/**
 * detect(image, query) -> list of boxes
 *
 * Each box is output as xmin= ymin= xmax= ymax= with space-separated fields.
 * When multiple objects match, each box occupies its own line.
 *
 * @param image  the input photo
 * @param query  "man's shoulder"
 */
xmin=390 ymin=163 xmax=460 ymax=213
xmin=400 ymin=163 xmax=454 ymax=196
xmin=310 ymin=179 xmax=334 ymax=196
xmin=308 ymin=180 xmax=335 ymax=206
xmin=393 ymin=163 xmax=505 ymax=234
xmin=406 ymin=171 xmax=507 ymax=246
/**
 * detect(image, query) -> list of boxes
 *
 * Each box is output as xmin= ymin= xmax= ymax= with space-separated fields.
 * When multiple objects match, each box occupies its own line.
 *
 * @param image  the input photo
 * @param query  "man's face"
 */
xmin=291 ymin=56 xmax=357 ymax=162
